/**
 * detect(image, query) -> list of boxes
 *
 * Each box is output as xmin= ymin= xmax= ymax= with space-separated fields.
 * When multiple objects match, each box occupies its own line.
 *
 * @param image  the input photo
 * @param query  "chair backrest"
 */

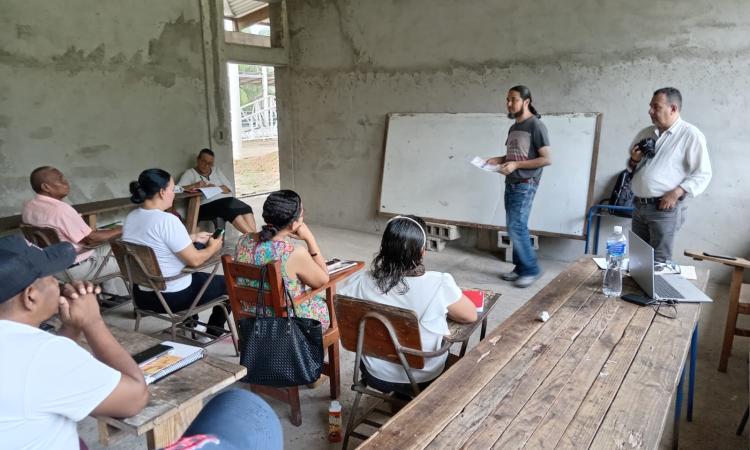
xmin=221 ymin=255 xmax=287 ymax=320
xmin=334 ymin=295 xmax=424 ymax=369
xmin=110 ymin=240 xmax=166 ymax=291
xmin=19 ymin=223 xmax=62 ymax=248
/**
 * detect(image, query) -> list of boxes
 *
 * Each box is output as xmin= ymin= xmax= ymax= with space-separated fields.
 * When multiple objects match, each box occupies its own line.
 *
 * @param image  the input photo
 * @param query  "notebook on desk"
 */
xmin=139 ymin=341 xmax=205 ymax=385
xmin=326 ymin=258 xmax=357 ymax=275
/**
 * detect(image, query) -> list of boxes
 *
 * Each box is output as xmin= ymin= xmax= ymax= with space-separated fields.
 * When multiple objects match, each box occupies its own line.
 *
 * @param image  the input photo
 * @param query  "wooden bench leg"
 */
xmin=720 ymin=267 xmax=744 ymax=372
xmin=146 ymin=398 xmax=203 ymax=450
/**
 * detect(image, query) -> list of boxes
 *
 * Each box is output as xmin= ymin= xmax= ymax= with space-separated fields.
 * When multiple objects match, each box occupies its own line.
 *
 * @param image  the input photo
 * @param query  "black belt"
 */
xmin=634 ymin=196 xmax=661 ymax=205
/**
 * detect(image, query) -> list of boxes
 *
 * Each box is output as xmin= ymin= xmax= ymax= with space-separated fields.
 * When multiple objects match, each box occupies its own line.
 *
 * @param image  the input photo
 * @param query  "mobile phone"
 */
xmin=621 ymin=293 xmax=654 ymax=306
xmin=212 ymin=228 xmax=225 ymax=239
xmin=326 ymin=258 xmax=341 ymax=266
xmin=702 ymin=252 xmax=737 ymax=261
xmin=132 ymin=344 xmax=173 ymax=364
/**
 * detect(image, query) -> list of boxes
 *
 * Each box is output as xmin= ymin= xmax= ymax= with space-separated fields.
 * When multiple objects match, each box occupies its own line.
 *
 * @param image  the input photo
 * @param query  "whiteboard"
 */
xmin=378 ymin=113 xmax=601 ymax=239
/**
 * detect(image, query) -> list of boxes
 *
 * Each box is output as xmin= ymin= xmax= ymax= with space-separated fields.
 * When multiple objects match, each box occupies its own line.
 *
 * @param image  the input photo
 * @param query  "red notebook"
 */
xmin=462 ymin=289 xmax=485 ymax=313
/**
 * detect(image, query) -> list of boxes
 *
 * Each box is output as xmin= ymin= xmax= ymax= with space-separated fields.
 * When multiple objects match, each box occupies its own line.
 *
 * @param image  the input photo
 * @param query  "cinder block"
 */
xmin=426 ymin=236 xmax=446 ymax=252
xmin=425 ymin=222 xmax=460 ymax=240
xmin=497 ymin=231 xmax=539 ymax=250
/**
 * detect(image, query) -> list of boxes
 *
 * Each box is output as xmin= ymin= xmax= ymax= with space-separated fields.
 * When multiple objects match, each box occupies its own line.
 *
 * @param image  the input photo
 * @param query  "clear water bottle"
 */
xmin=603 ymin=226 xmax=627 ymax=297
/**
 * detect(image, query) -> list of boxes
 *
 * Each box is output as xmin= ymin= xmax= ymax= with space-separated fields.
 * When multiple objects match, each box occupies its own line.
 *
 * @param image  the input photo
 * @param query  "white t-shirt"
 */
xmin=339 ymin=271 xmax=462 ymax=383
xmin=0 ymin=320 xmax=121 ymax=450
xmin=177 ymin=167 xmax=233 ymax=205
xmin=122 ymin=208 xmax=193 ymax=292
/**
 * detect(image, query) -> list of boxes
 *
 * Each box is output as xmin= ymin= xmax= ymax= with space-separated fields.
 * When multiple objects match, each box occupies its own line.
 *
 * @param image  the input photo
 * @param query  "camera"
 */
xmin=636 ymin=137 xmax=656 ymax=159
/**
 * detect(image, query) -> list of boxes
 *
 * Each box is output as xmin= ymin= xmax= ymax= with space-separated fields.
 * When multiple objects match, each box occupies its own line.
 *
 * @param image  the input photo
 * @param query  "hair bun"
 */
xmin=129 ymin=181 xmax=145 ymax=204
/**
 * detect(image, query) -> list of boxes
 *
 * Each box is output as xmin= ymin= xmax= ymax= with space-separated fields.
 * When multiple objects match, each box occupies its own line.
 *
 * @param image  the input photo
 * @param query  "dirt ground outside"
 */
xmin=233 ymin=139 xmax=279 ymax=197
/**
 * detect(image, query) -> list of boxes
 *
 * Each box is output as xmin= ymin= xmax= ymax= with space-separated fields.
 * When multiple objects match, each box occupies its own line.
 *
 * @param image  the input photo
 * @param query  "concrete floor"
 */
xmin=78 ymin=219 xmax=748 ymax=450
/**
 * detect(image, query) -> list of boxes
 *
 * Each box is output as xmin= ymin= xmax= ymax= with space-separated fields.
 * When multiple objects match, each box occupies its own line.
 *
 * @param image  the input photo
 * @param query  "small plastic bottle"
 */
xmin=603 ymin=225 xmax=628 ymax=297
xmin=328 ymin=400 xmax=342 ymax=442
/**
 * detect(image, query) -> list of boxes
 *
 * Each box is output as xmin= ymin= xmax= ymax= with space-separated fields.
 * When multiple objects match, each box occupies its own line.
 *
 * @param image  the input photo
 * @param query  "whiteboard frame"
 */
xmin=376 ymin=112 xmax=603 ymax=240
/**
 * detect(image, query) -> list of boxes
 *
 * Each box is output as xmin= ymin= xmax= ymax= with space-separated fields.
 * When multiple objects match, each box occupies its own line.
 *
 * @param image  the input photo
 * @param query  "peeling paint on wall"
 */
xmin=78 ymin=144 xmax=112 ymax=156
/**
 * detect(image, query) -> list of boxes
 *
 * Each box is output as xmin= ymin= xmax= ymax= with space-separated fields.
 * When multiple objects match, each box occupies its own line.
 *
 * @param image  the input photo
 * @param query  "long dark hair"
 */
xmin=370 ymin=215 xmax=427 ymax=294
xmin=129 ymin=169 xmax=171 ymax=204
xmin=509 ymin=85 xmax=541 ymax=118
xmin=258 ymin=190 xmax=302 ymax=242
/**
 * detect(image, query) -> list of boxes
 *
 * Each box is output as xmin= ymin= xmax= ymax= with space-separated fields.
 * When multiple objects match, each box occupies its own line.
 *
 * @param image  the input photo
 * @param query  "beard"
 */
xmin=507 ymin=109 xmax=523 ymax=119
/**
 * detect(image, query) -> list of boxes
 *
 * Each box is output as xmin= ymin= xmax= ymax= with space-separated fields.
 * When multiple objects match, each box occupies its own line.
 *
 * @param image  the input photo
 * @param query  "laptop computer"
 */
xmin=628 ymin=230 xmax=712 ymax=303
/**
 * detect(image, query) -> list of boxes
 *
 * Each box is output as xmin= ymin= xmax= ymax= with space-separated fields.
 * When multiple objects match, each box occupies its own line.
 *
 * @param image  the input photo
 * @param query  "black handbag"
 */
xmin=238 ymin=266 xmax=324 ymax=387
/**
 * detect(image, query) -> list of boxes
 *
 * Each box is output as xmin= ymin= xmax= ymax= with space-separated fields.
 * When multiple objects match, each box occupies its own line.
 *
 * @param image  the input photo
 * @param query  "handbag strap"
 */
xmin=255 ymin=265 xmax=269 ymax=317
xmin=282 ymin=282 xmax=297 ymax=319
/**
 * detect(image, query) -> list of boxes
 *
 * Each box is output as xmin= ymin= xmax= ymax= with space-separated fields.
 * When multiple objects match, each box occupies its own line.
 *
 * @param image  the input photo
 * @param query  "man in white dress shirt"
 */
xmin=627 ymin=87 xmax=712 ymax=263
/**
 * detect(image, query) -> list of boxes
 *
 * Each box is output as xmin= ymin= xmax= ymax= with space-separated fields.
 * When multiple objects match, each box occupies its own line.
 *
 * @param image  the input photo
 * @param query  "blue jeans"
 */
xmin=505 ymin=181 xmax=540 ymax=277
xmin=162 ymin=389 xmax=283 ymax=450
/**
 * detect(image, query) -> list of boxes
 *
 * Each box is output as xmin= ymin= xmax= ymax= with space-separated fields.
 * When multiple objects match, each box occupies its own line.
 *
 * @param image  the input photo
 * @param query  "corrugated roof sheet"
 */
xmin=224 ymin=0 xmax=267 ymax=19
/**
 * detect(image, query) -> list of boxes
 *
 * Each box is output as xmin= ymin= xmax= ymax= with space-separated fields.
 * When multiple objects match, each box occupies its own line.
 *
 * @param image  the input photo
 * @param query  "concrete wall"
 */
xmin=280 ymin=0 xmax=750 ymax=274
xmin=0 ymin=0 xmax=232 ymax=216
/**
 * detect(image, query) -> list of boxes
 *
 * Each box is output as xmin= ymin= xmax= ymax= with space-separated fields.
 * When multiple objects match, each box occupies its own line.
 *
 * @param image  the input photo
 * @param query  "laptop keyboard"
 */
xmin=654 ymin=276 xmax=684 ymax=299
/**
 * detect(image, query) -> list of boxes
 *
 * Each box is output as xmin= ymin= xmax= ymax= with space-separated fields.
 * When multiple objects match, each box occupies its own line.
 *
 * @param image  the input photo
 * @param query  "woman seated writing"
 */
xmin=123 ymin=168 xmax=229 ymax=335
xmin=339 ymin=215 xmax=477 ymax=396
xmin=233 ymin=190 xmax=331 ymax=329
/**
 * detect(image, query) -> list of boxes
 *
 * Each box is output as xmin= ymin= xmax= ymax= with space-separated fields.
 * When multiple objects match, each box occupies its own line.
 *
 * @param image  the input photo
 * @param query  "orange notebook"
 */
xmin=462 ymin=289 xmax=484 ymax=313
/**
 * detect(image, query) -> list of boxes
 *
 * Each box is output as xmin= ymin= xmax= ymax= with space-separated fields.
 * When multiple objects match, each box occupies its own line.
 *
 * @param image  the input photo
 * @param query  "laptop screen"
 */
xmin=628 ymin=230 xmax=655 ymax=298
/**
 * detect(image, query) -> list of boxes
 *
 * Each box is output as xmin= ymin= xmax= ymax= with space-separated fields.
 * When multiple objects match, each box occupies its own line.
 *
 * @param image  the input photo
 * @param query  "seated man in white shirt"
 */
xmin=0 ymin=235 xmax=149 ymax=450
xmin=626 ymin=87 xmax=712 ymax=263
xmin=178 ymin=148 xmax=257 ymax=234
xmin=22 ymin=166 xmax=125 ymax=294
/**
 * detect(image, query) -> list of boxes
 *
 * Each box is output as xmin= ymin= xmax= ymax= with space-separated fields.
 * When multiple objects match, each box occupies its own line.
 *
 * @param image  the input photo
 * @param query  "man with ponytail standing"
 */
xmin=486 ymin=86 xmax=551 ymax=288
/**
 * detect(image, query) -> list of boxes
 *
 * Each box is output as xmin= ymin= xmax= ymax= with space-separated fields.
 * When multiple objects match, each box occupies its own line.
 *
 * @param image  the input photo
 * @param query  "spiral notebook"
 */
xmin=139 ymin=341 xmax=205 ymax=385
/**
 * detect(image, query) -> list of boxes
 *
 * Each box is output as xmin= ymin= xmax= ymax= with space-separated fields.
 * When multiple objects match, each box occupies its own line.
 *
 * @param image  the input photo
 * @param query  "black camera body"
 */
xmin=636 ymin=137 xmax=657 ymax=159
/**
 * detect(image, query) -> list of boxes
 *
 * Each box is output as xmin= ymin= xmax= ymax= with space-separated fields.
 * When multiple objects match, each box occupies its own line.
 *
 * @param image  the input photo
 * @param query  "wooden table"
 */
xmin=362 ymin=258 xmax=708 ymax=450
xmin=92 ymin=325 xmax=246 ymax=450
xmin=446 ymin=290 xmax=501 ymax=357
xmin=685 ymin=249 xmax=750 ymax=372
xmin=0 ymin=192 xmax=202 ymax=234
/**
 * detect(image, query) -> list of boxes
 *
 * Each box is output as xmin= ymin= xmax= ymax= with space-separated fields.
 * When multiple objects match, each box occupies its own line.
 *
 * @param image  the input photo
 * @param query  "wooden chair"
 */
xmin=110 ymin=239 xmax=238 ymax=354
xmin=19 ymin=223 xmax=129 ymax=311
xmin=221 ymin=254 xmax=341 ymax=426
xmin=684 ymin=250 xmax=750 ymax=371
xmin=334 ymin=294 xmax=452 ymax=449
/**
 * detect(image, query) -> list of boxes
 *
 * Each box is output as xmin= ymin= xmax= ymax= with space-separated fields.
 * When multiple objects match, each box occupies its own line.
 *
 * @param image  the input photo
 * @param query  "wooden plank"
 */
xmin=235 ymin=6 xmax=269 ymax=29
xmin=224 ymin=30 xmax=270 ymax=47
xmin=461 ymin=282 xmax=608 ymax=449
xmin=684 ymin=249 xmax=750 ymax=270
xmin=520 ymin=300 xmax=640 ymax=449
xmin=361 ymin=258 xmax=598 ymax=449
xmin=496 ymin=298 xmax=636 ymax=449
xmin=428 ymin=273 xmax=602 ymax=449
xmin=588 ymin=303 xmax=700 ymax=449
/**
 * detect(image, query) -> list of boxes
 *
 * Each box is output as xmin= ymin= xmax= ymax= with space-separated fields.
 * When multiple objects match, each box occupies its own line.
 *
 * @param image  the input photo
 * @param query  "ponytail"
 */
xmin=129 ymin=168 xmax=172 ymax=204
xmin=258 ymin=190 xmax=303 ymax=242
xmin=258 ymin=224 xmax=279 ymax=242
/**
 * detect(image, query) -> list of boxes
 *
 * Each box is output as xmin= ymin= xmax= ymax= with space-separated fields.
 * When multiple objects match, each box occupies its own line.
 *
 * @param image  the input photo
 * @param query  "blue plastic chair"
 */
xmin=584 ymin=204 xmax=635 ymax=254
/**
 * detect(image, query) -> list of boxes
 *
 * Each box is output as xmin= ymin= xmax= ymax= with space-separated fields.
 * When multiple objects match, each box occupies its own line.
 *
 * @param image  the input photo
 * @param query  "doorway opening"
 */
xmin=228 ymin=61 xmax=279 ymax=199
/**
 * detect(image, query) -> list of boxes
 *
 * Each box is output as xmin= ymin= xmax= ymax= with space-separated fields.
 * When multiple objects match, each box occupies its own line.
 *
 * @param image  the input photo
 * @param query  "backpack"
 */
xmin=606 ymin=170 xmax=634 ymax=217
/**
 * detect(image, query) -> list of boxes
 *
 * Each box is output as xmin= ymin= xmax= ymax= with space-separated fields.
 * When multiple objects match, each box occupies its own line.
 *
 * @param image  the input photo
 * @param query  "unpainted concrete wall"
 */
xmin=0 ymin=0 xmax=233 ymax=215
xmin=280 ymin=0 xmax=750 ymax=274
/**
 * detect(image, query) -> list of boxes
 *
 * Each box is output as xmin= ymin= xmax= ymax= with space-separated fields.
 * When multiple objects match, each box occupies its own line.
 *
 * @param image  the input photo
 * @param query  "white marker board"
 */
xmin=378 ymin=113 xmax=601 ymax=239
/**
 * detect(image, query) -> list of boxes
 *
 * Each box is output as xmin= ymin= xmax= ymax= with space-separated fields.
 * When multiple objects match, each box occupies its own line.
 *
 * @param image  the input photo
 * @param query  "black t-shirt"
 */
xmin=504 ymin=116 xmax=551 ymax=183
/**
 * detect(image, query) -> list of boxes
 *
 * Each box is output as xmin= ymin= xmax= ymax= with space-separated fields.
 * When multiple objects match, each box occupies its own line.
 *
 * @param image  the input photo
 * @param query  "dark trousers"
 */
xmin=133 ymin=272 xmax=228 ymax=329
xmin=360 ymin=361 xmax=433 ymax=398
xmin=199 ymin=197 xmax=253 ymax=223
xmin=632 ymin=202 xmax=687 ymax=263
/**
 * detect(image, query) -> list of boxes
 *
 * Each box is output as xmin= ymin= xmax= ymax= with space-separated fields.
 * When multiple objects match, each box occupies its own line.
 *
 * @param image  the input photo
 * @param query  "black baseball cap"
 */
xmin=0 ymin=235 xmax=76 ymax=304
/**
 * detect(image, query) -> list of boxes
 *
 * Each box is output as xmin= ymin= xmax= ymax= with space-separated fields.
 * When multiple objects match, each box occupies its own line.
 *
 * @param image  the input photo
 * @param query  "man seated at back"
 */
xmin=22 ymin=166 xmax=123 ymax=292
xmin=178 ymin=148 xmax=257 ymax=234
xmin=0 ymin=235 xmax=149 ymax=449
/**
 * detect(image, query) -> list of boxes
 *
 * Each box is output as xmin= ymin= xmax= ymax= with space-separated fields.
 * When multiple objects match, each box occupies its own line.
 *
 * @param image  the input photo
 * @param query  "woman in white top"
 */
xmin=122 ymin=168 xmax=229 ymax=334
xmin=339 ymin=215 xmax=476 ymax=397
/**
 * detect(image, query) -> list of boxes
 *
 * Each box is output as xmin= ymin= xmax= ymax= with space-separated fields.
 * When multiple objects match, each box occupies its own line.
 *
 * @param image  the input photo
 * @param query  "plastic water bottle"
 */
xmin=603 ymin=226 xmax=627 ymax=297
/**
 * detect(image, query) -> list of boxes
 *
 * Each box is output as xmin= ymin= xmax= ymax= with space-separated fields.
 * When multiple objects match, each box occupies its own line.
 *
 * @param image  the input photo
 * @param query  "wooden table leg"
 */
xmin=185 ymin=196 xmax=200 ymax=234
xmin=719 ymin=267 xmax=744 ymax=372
xmin=83 ymin=213 xmax=97 ymax=230
xmin=146 ymin=398 xmax=204 ymax=450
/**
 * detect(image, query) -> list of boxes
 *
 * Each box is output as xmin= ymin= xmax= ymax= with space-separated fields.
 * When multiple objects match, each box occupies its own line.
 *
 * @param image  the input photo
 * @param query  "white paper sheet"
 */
xmin=468 ymin=156 xmax=500 ymax=173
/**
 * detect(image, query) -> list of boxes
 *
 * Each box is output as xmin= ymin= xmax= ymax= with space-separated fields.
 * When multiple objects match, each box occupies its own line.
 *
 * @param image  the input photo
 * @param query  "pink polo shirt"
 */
xmin=22 ymin=195 xmax=93 ymax=263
